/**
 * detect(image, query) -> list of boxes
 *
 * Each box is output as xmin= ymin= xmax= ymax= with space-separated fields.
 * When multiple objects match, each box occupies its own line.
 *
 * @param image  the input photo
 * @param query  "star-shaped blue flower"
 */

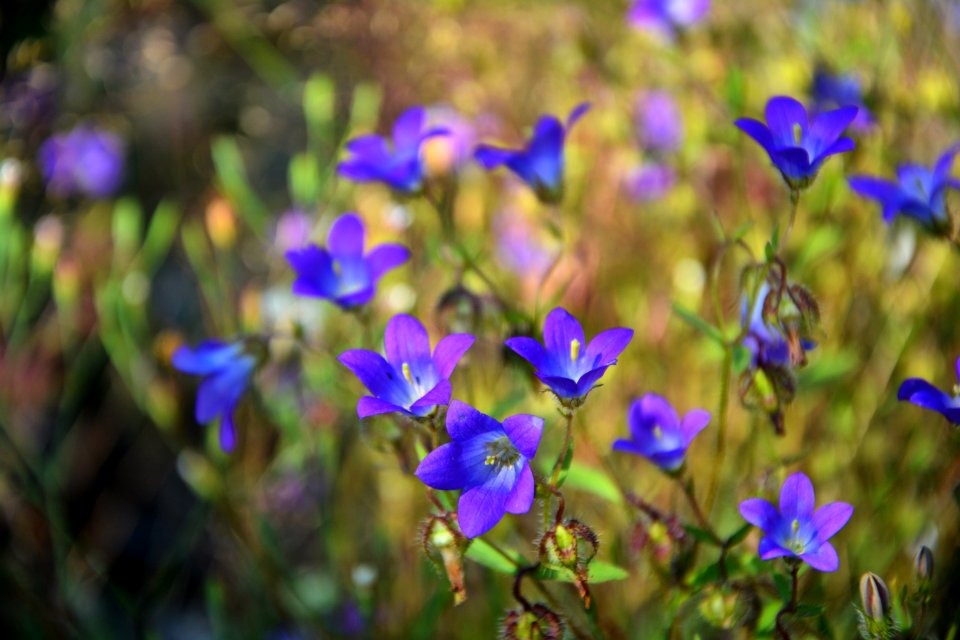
xmin=739 ymin=472 xmax=853 ymax=572
xmin=415 ymin=400 xmax=543 ymax=538
xmin=505 ymin=307 xmax=633 ymax=406
xmin=338 ymin=314 xmax=475 ymax=419
xmin=474 ymin=104 xmax=590 ymax=204
xmin=898 ymin=356 xmax=960 ymax=425
xmin=286 ymin=213 xmax=409 ymax=309
xmin=627 ymin=0 xmax=710 ymax=37
xmin=172 ymin=340 xmax=257 ymax=452
xmin=612 ymin=393 xmax=710 ymax=472
xmin=848 ymin=144 xmax=960 ymax=233
xmin=337 ymin=106 xmax=447 ymax=194
xmin=736 ymin=96 xmax=858 ymax=191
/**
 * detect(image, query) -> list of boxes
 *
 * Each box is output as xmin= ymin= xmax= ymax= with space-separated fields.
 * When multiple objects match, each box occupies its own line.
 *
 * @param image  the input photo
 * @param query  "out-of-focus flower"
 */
xmin=474 ymin=104 xmax=589 ymax=205
xmin=811 ymin=68 xmax=874 ymax=131
xmin=735 ymin=96 xmax=857 ymax=191
xmin=494 ymin=212 xmax=556 ymax=280
xmin=624 ymin=163 xmax=676 ymax=201
xmin=627 ymin=0 xmax=710 ymax=37
xmin=39 ymin=124 xmax=124 ymax=198
xmin=421 ymin=105 xmax=477 ymax=175
xmin=337 ymin=106 xmax=447 ymax=194
xmin=738 ymin=472 xmax=853 ymax=572
xmin=848 ymin=144 xmax=960 ymax=235
xmin=859 ymin=572 xmax=892 ymax=622
xmin=286 ymin=213 xmax=409 ymax=309
xmin=172 ymin=340 xmax=257 ymax=452
xmin=505 ymin=307 xmax=633 ymax=406
xmin=635 ymin=91 xmax=683 ymax=152
xmin=274 ymin=209 xmax=313 ymax=252
xmin=612 ymin=393 xmax=710 ymax=472
xmin=743 ymin=282 xmax=792 ymax=370
xmin=338 ymin=314 xmax=474 ymax=419
xmin=897 ymin=356 xmax=960 ymax=425
xmin=415 ymin=400 xmax=543 ymax=537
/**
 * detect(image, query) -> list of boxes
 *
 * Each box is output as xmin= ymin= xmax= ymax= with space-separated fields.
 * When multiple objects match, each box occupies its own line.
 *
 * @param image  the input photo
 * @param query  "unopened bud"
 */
xmin=421 ymin=516 xmax=467 ymax=605
xmin=914 ymin=545 xmax=934 ymax=584
xmin=538 ymin=519 xmax=598 ymax=606
xmin=502 ymin=603 xmax=564 ymax=640
xmin=859 ymin=572 xmax=891 ymax=621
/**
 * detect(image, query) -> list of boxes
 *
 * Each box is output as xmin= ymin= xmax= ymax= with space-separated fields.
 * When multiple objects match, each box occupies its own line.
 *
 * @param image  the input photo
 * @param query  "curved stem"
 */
xmin=774 ymin=560 xmax=800 ymax=640
xmin=679 ymin=476 xmax=722 ymax=546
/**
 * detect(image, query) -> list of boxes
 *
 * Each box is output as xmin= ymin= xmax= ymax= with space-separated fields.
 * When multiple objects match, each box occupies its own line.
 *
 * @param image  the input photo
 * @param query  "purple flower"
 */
xmin=624 ymin=163 xmax=676 ymax=201
xmin=739 ymin=472 xmax=853 ymax=572
xmin=612 ymin=393 xmax=710 ymax=472
xmin=39 ymin=125 xmax=124 ymax=198
xmin=172 ymin=340 xmax=257 ymax=452
xmin=274 ymin=209 xmax=313 ymax=252
xmin=811 ymin=69 xmax=874 ymax=132
xmin=494 ymin=212 xmax=555 ymax=280
xmin=338 ymin=314 xmax=475 ymax=419
xmin=286 ymin=213 xmax=409 ymax=308
xmin=742 ymin=283 xmax=793 ymax=370
xmin=337 ymin=106 xmax=447 ymax=194
xmin=505 ymin=308 xmax=633 ymax=405
xmin=474 ymin=104 xmax=590 ymax=205
xmin=627 ymin=0 xmax=710 ymax=37
xmin=736 ymin=96 xmax=857 ymax=191
xmin=898 ymin=356 xmax=960 ymax=425
xmin=848 ymin=144 xmax=960 ymax=234
xmin=635 ymin=91 xmax=683 ymax=152
xmin=422 ymin=105 xmax=477 ymax=173
xmin=415 ymin=400 xmax=543 ymax=538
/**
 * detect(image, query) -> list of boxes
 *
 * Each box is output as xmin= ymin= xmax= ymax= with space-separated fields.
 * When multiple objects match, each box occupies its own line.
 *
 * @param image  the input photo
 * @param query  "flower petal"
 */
xmin=848 ymin=176 xmax=904 ymax=223
xmin=504 ymin=464 xmax=535 ymax=514
xmin=432 ymin=334 xmax=475 ymax=379
xmin=195 ymin=364 xmax=251 ymax=423
xmin=505 ymin=337 xmax=548 ymax=370
xmin=446 ymin=400 xmax=501 ymax=440
xmin=327 ymin=213 xmax=365 ymax=257
xmin=543 ymin=308 xmax=585 ymax=361
xmin=934 ymin=142 xmax=960 ymax=181
xmin=338 ymin=349 xmax=406 ymax=402
xmin=537 ymin=375 xmax=580 ymax=398
xmin=679 ymin=408 xmax=711 ymax=447
xmin=357 ymin=396 xmax=406 ymax=419
xmin=812 ymin=502 xmax=853 ymax=541
xmin=758 ymin=536 xmax=793 ymax=561
xmin=409 ymin=380 xmax=452 ymax=415
xmin=817 ymin=136 xmax=855 ymax=161
xmin=366 ymin=243 xmax=410 ymax=281
xmin=575 ymin=365 xmax=610 ymax=397
xmin=633 ymin=393 xmax=680 ymax=432
xmin=779 ymin=472 xmax=815 ymax=521
xmin=526 ymin=115 xmax=565 ymax=191
xmin=772 ymin=147 xmax=812 ymax=180
xmin=735 ymin=118 xmax=775 ymax=154
xmin=807 ymin=106 xmax=858 ymax=157
xmin=585 ymin=327 xmax=634 ymax=366
xmin=474 ymin=145 xmax=517 ymax=169
xmin=502 ymin=414 xmax=544 ymax=459
xmin=457 ymin=486 xmax=508 ymax=538
xmin=566 ymin=102 xmax=591 ymax=129
xmin=765 ymin=96 xmax=808 ymax=148
xmin=286 ymin=245 xmax=338 ymax=299
xmin=739 ymin=498 xmax=779 ymax=530
xmin=392 ymin=106 xmax=426 ymax=151
xmin=415 ymin=442 xmax=465 ymax=490
xmin=219 ymin=411 xmax=238 ymax=452
xmin=172 ymin=341 xmax=241 ymax=375
xmin=384 ymin=314 xmax=433 ymax=367
xmin=800 ymin=542 xmax=840 ymax=572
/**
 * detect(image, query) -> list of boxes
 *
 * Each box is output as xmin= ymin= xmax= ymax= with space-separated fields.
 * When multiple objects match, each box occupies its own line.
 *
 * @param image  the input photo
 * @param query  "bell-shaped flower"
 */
xmin=172 ymin=339 xmax=258 ymax=452
xmin=415 ymin=400 xmax=543 ymax=538
xmin=736 ymin=96 xmax=857 ymax=191
xmin=338 ymin=314 xmax=474 ymax=419
xmin=898 ymin=356 xmax=960 ymax=425
xmin=474 ymin=104 xmax=589 ymax=204
xmin=739 ymin=472 xmax=853 ymax=572
xmin=612 ymin=393 xmax=710 ymax=472
xmin=848 ymin=144 xmax=960 ymax=234
xmin=505 ymin=307 xmax=633 ymax=406
xmin=286 ymin=213 xmax=409 ymax=309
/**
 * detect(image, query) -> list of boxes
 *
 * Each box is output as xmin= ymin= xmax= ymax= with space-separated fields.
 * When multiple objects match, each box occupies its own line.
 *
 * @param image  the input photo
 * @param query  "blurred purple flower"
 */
xmin=39 ymin=125 xmax=124 ymax=198
xmin=286 ymin=213 xmax=409 ymax=309
xmin=423 ymin=105 xmax=477 ymax=172
xmin=505 ymin=308 xmax=633 ymax=404
xmin=627 ymin=0 xmax=710 ymax=37
xmin=415 ymin=400 xmax=543 ymax=537
xmin=172 ymin=340 xmax=257 ymax=452
xmin=274 ymin=209 xmax=313 ymax=252
xmin=475 ymin=104 xmax=589 ymax=205
xmin=613 ymin=393 xmax=710 ymax=472
xmin=635 ymin=91 xmax=683 ymax=152
xmin=898 ymin=356 xmax=960 ymax=425
xmin=494 ymin=213 xmax=555 ymax=280
xmin=338 ymin=314 xmax=474 ymax=419
xmin=736 ymin=96 xmax=857 ymax=191
xmin=624 ymin=163 xmax=676 ymax=201
xmin=811 ymin=69 xmax=873 ymax=131
xmin=848 ymin=144 xmax=960 ymax=234
xmin=742 ymin=282 xmax=791 ymax=369
xmin=739 ymin=472 xmax=853 ymax=572
xmin=338 ymin=106 xmax=447 ymax=194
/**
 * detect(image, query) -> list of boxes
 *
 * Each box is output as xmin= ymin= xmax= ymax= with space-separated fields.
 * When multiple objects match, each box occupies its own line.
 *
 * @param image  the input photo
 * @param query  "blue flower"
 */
xmin=415 ymin=400 xmax=543 ymax=538
xmin=811 ymin=68 xmax=874 ymax=132
xmin=612 ymin=393 xmax=710 ymax=472
xmin=474 ymin=104 xmax=590 ymax=204
xmin=627 ymin=0 xmax=710 ymax=37
xmin=337 ymin=106 xmax=447 ymax=194
xmin=39 ymin=125 xmax=124 ymax=198
xmin=898 ymin=356 xmax=960 ymax=425
xmin=736 ymin=96 xmax=858 ymax=191
xmin=742 ymin=282 xmax=794 ymax=370
xmin=172 ymin=340 xmax=257 ymax=452
xmin=286 ymin=213 xmax=409 ymax=309
xmin=848 ymin=144 xmax=960 ymax=234
xmin=338 ymin=314 xmax=475 ymax=419
xmin=505 ymin=307 xmax=633 ymax=406
xmin=739 ymin=472 xmax=853 ymax=572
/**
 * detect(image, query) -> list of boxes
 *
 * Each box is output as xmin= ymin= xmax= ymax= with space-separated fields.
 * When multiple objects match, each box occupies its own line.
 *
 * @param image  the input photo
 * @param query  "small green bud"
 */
xmin=421 ymin=516 xmax=467 ymax=605
xmin=502 ymin=603 xmax=564 ymax=640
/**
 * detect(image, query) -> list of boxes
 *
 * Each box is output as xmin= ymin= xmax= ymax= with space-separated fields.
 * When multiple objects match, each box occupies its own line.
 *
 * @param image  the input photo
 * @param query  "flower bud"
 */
xmin=914 ymin=545 xmax=934 ymax=584
xmin=859 ymin=572 xmax=891 ymax=621
xmin=538 ymin=519 xmax=599 ymax=606
xmin=501 ymin=603 xmax=564 ymax=640
xmin=421 ymin=515 xmax=467 ymax=605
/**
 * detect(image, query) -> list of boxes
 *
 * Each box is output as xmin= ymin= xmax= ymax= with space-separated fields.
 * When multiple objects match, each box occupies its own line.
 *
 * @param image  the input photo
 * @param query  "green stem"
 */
xmin=775 ymin=560 xmax=800 ymax=640
xmin=678 ymin=476 xmax=722 ymax=547
xmin=780 ymin=189 xmax=800 ymax=253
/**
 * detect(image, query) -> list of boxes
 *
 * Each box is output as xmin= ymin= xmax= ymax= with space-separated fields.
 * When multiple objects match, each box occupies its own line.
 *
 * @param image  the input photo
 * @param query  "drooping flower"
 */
xmin=505 ymin=307 xmax=633 ymax=407
xmin=39 ymin=124 xmax=124 ymax=198
xmin=738 ymin=472 xmax=853 ymax=572
xmin=627 ymin=0 xmax=710 ymax=37
xmin=634 ymin=91 xmax=683 ymax=153
xmin=338 ymin=314 xmax=474 ymax=419
xmin=811 ymin=68 xmax=874 ymax=132
xmin=897 ymin=356 xmax=960 ymax=425
xmin=848 ymin=144 xmax=960 ymax=235
xmin=415 ymin=400 xmax=543 ymax=538
xmin=474 ymin=104 xmax=590 ymax=205
xmin=337 ymin=106 xmax=448 ymax=194
xmin=172 ymin=339 xmax=258 ymax=452
xmin=742 ymin=282 xmax=793 ymax=370
xmin=735 ymin=96 xmax=858 ymax=191
xmin=612 ymin=393 xmax=710 ymax=472
xmin=286 ymin=213 xmax=409 ymax=308
xmin=624 ymin=163 xmax=676 ymax=201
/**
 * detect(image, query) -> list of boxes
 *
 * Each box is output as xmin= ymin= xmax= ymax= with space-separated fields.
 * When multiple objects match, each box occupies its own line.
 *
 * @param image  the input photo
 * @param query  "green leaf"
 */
xmin=724 ymin=523 xmax=753 ymax=546
xmin=729 ymin=220 xmax=753 ymax=242
xmin=773 ymin=573 xmax=792 ymax=603
xmin=683 ymin=525 xmax=721 ymax=546
xmin=303 ymin=73 xmax=335 ymax=140
xmin=795 ymin=604 xmax=825 ymax=618
xmin=464 ymin=538 xmax=523 ymax=574
xmin=535 ymin=560 xmax=628 ymax=583
xmin=288 ymin=152 xmax=321 ymax=207
xmin=139 ymin=201 xmax=180 ymax=274
xmin=555 ymin=438 xmax=575 ymax=488
xmin=414 ymin=437 xmax=428 ymax=463
xmin=211 ymin=137 xmax=269 ymax=233
xmin=112 ymin=198 xmax=143 ymax=269
xmin=732 ymin=345 xmax=753 ymax=374
xmin=672 ymin=303 xmax=726 ymax=345
xmin=562 ymin=462 xmax=622 ymax=504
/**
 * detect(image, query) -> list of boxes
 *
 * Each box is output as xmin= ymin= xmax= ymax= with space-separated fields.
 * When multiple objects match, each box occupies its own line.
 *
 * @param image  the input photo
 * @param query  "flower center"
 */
xmin=788 ymin=518 xmax=806 ymax=554
xmin=570 ymin=338 xmax=580 ymax=363
xmin=402 ymin=362 xmax=415 ymax=385
xmin=792 ymin=123 xmax=803 ymax=145
xmin=653 ymin=424 xmax=663 ymax=440
xmin=483 ymin=436 xmax=521 ymax=469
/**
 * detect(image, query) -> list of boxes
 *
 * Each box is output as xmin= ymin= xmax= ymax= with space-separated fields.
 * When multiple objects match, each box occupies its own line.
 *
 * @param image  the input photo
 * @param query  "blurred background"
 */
xmin=1 ymin=0 xmax=960 ymax=637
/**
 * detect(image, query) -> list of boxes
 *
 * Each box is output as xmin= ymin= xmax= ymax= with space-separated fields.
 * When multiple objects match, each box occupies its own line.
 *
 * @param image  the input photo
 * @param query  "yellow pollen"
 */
xmin=402 ymin=362 xmax=414 ymax=385
xmin=791 ymin=519 xmax=800 ymax=534
xmin=792 ymin=122 xmax=803 ymax=145
xmin=570 ymin=339 xmax=581 ymax=362
xmin=484 ymin=455 xmax=497 ymax=466
xmin=653 ymin=425 xmax=663 ymax=440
